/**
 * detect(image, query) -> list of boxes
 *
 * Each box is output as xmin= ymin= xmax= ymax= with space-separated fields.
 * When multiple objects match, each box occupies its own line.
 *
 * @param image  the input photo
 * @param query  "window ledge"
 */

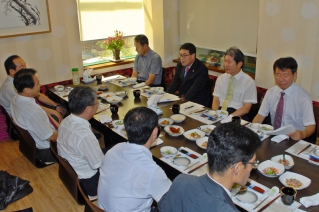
xmin=84 ymin=58 xmax=135 ymax=71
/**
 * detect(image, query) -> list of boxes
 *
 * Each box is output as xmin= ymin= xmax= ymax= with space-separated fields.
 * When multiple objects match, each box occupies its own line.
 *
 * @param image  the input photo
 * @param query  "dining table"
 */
xmin=46 ymin=75 xmax=319 ymax=212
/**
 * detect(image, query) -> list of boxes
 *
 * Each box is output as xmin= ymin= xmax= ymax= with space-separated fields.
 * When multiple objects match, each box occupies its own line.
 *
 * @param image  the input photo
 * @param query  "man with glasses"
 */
xmin=167 ymin=43 xmax=211 ymax=107
xmin=158 ymin=122 xmax=261 ymax=212
xmin=98 ymin=107 xmax=172 ymax=212
xmin=131 ymin=34 xmax=163 ymax=86
xmin=253 ymin=57 xmax=315 ymax=142
xmin=57 ymin=86 xmax=105 ymax=197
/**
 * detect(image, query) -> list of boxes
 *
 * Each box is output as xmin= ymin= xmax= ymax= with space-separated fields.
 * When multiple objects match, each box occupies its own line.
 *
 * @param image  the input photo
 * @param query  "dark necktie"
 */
xmin=184 ymin=67 xmax=190 ymax=77
xmin=273 ymin=92 xmax=285 ymax=129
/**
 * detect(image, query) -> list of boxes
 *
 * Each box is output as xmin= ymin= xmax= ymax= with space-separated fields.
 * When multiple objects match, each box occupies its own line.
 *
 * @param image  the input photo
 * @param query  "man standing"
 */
xmin=253 ymin=57 xmax=315 ymax=141
xmin=212 ymin=47 xmax=257 ymax=120
xmin=158 ymin=123 xmax=261 ymax=212
xmin=11 ymin=69 xmax=57 ymax=163
xmin=131 ymin=35 xmax=163 ymax=86
xmin=167 ymin=43 xmax=211 ymax=107
xmin=57 ymin=86 xmax=104 ymax=197
xmin=98 ymin=107 xmax=171 ymax=212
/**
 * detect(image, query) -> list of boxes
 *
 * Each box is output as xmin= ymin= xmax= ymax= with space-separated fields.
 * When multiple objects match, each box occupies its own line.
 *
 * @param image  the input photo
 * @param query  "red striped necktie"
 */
xmin=273 ymin=92 xmax=285 ymax=129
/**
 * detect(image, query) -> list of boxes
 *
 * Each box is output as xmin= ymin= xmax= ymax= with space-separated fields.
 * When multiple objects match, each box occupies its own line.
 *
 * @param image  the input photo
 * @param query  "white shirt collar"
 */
xmin=206 ymin=173 xmax=232 ymax=197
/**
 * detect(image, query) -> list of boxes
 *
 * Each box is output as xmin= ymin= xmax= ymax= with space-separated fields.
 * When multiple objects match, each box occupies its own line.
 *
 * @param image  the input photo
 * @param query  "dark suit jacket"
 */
xmin=158 ymin=174 xmax=239 ymax=212
xmin=167 ymin=58 xmax=211 ymax=107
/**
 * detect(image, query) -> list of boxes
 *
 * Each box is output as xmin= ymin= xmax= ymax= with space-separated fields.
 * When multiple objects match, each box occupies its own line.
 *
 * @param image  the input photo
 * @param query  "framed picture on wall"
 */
xmin=0 ymin=0 xmax=51 ymax=38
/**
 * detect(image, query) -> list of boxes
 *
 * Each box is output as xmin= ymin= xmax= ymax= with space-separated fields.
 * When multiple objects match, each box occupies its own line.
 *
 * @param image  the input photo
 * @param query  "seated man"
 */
xmin=11 ymin=68 xmax=57 ymax=163
xmin=158 ymin=123 xmax=261 ymax=212
xmin=253 ymin=57 xmax=315 ymax=141
xmin=212 ymin=47 xmax=257 ymax=120
xmin=0 ymin=55 xmax=65 ymax=122
xmin=167 ymin=43 xmax=211 ymax=107
xmin=98 ymin=107 xmax=172 ymax=212
xmin=57 ymin=86 xmax=104 ymax=197
xmin=131 ymin=34 xmax=163 ymax=86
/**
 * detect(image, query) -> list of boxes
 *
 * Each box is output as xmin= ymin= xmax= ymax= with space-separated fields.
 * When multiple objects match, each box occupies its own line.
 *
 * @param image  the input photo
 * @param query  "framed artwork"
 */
xmin=0 ymin=0 xmax=51 ymax=38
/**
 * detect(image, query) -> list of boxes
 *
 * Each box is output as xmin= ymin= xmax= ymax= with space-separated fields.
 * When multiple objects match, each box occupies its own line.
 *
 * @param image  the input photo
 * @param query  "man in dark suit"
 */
xmin=167 ymin=43 xmax=211 ymax=107
xmin=158 ymin=123 xmax=262 ymax=212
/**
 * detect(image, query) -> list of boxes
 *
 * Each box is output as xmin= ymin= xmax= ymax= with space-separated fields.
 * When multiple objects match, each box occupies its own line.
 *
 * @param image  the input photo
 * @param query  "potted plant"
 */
xmin=98 ymin=30 xmax=126 ymax=60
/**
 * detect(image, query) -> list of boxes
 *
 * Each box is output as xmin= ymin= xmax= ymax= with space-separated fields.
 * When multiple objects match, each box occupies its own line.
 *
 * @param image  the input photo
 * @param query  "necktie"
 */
xmin=273 ymin=92 xmax=285 ymax=129
xmin=184 ymin=67 xmax=190 ymax=77
xmin=221 ymin=76 xmax=234 ymax=110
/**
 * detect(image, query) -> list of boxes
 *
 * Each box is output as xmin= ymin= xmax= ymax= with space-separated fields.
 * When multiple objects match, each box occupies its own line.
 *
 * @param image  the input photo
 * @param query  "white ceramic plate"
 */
xmin=97 ymin=84 xmax=108 ymax=91
xmin=260 ymin=124 xmax=274 ymax=134
xmin=164 ymin=125 xmax=184 ymax=137
xmin=115 ymin=91 xmax=128 ymax=97
xmin=160 ymin=146 xmax=178 ymax=158
xmin=158 ymin=118 xmax=174 ymax=127
xmin=196 ymin=136 xmax=208 ymax=149
xmin=257 ymin=160 xmax=285 ymax=178
xmin=99 ymin=92 xmax=115 ymax=100
xmin=235 ymin=190 xmax=258 ymax=204
xmin=183 ymin=129 xmax=205 ymax=141
xmin=271 ymin=154 xmax=294 ymax=169
xmin=82 ymin=78 xmax=95 ymax=84
xmin=198 ymin=125 xmax=216 ymax=136
xmin=170 ymin=114 xmax=186 ymax=123
xmin=172 ymin=157 xmax=191 ymax=166
xmin=106 ymin=96 xmax=123 ymax=104
xmin=54 ymin=85 xmax=64 ymax=91
xmin=279 ymin=171 xmax=311 ymax=190
xmin=112 ymin=120 xmax=124 ymax=128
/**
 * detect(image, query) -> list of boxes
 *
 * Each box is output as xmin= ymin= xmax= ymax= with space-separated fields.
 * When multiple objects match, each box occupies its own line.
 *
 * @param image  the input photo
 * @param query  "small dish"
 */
xmin=106 ymin=96 xmax=123 ymax=104
xmin=127 ymin=77 xmax=137 ymax=85
xmin=160 ymin=146 xmax=178 ymax=158
xmin=257 ymin=160 xmax=285 ymax=178
xmin=259 ymin=124 xmax=274 ymax=134
xmin=112 ymin=120 xmax=124 ymax=128
xmin=54 ymin=85 xmax=64 ymax=91
xmin=279 ymin=171 xmax=311 ymax=190
xmin=115 ymin=91 xmax=128 ymax=97
xmin=150 ymin=87 xmax=164 ymax=94
xmin=164 ymin=125 xmax=185 ymax=137
xmin=271 ymin=154 xmax=294 ymax=169
xmin=183 ymin=129 xmax=205 ymax=141
xmin=235 ymin=190 xmax=258 ymax=204
xmin=170 ymin=114 xmax=186 ymax=123
xmin=158 ymin=118 xmax=174 ymax=127
xmin=205 ymin=110 xmax=217 ymax=117
xmin=99 ymin=92 xmax=115 ymax=100
xmin=172 ymin=157 xmax=191 ymax=166
xmin=312 ymin=149 xmax=319 ymax=157
xmin=97 ymin=84 xmax=108 ymax=91
xmin=196 ymin=136 xmax=208 ymax=149
xmin=216 ymin=110 xmax=228 ymax=118
xmin=198 ymin=125 xmax=216 ymax=136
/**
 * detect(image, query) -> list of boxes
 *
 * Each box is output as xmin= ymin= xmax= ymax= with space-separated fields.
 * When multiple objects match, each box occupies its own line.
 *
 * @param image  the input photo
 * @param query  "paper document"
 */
xmin=265 ymin=125 xmax=295 ymax=135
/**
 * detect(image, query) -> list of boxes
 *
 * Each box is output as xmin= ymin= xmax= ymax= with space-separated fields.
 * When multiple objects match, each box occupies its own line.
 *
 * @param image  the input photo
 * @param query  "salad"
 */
xmin=262 ymin=167 xmax=279 ymax=175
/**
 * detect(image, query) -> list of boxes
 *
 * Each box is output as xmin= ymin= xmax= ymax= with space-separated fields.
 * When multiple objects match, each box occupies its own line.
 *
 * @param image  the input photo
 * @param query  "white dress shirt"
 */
xmin=0 ymin=76 xmax=15 ymax=116
xmin=98 ymin=142 xmax=172 ymax=212
xmin=11 ymin=94 xmax=55 ymax=149
xmin=213 ymin=70 xmax=257 ymax=109
xmin=258 ymin=83 xmax=315 ymax=131
xmin=57 ymin=114 xmax=104 ymax=179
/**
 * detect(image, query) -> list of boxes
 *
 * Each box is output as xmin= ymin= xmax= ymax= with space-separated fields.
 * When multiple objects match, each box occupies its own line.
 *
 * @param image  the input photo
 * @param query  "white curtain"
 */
xmin=256 ymin=0 xmax=319 ymax=102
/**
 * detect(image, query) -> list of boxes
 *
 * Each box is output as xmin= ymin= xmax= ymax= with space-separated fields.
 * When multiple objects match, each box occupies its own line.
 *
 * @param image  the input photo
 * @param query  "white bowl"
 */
xmin=150 ymin=87 xmax=164 ymax=94
xmin=279 ymin=171 xmax=311 ymax=190
xmin=257 ymin=160 xmax=285 ymax=178
xmin=259 ymin=124 xmax=274 ymax=134
xmin=112 ymin=120 xmax=124 ymax=128
xmin=160 ymin=146 xmax=178 ymax=158
xmin=196 ymin=136 xmax=209 ymax=149
xmin=159 ymin=118 xmax=174 ymax=127
xmin=205 ymin=110 xmax=217 ymax=117
xmin=183 ymin=129 xmax=205 ymax=141
xmin=170 ymin=114 xmax=186 ymax=123
xmin=271 ymin=154 xmax=294 ymax=169
xmin=115 ymin=91 xmax=128 ymax=97
xmin=54 ymin=85 xmax=64 ymax=91
xmin=127 ymin=77 xmax=137 ymax=85
xmin=99 ymin=92 xmax=115 ymax=100
xmin=164 ymin=125 xmax=185 ymax=137
xmin=106 ymin=96 xmax=123 ymax=104
xmin=198 ymin=125 xmax=216 ymax=136
xmin=216 ymin=110 xmax=229 ymax=118
xmin=206 ymin=58 xmax=218 ymax=66
xmin=97 ymin=84 xmax=108 ymax=91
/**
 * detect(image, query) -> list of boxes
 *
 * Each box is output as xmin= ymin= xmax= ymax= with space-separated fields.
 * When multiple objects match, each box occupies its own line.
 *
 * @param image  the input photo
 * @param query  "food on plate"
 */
xmin=115 ymin=120 xmax=123 ymax=125
xmin=163 ymin=149 xmax=173 ymax=155
xmin=262 ymin=167 xmax=279 ymax=175
xmin=201 ymin=127 xmax=213 ymax=134
xmin=160 ymin=120 xmax=170 ymax=125
xmin=169 ymin=126 xmax=180 ymax=134
xmin=188 ymin=131 xmax=201 ymax=139
xmin=201 ymin=141 xmax=208 ymax=148
xmin=96 ymin=91 xmax=103 ymax=95
xmin=105 ymin=94 xmax=112 ymax=97
xmin=260 ymin=126 xmax=272 ymax=131
xmin=210 ymin=58 xmax=218 ymax=62
xmin=99 ymin=85 xmax=107 ymax=89
xmin=286 ymin=178 xmax=302 ymax=188
xmin=278 ymin=159 xmax=290 ymax=166
xmin=173 ymin=116 xmax=183 ymax=121
xmin=232 ymin=183 xmax=240 ymax=189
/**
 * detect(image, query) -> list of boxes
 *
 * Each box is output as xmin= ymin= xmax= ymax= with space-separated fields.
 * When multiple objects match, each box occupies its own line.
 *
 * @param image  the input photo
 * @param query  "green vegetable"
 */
xmin=163 ymin=149 xmax=172 ymax=154
xmin=115 ymin=121 xmax=123 ymax=125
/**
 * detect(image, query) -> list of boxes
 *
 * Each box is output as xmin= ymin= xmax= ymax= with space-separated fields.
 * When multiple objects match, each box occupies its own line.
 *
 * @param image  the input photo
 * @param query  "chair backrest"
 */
xmin=313 ymin=104 xmax=319 ymax=141
xmin=0 ymin=105 xmax=19 ymax=140
xmin=12 ymin=122 xmax=48 ymax=168
xmin=77 ymin=179 xmax=105 ymax=212
xmin=161 ymin=68 xmax=167 ymax=91
xmin=50 ymin=141 xmax=85 ymax=205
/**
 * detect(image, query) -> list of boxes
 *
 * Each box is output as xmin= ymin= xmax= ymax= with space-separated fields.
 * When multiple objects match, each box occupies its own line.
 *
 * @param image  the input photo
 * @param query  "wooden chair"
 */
xmin=77 ymin=179 xmax=105 ymax=212
xmin=12 ymin=122 xmax=50 ymax=168
xmin=50 ymin=141 xmax=85 ymax=205
xmin=0 ymin=105 xmax=19 ymax=140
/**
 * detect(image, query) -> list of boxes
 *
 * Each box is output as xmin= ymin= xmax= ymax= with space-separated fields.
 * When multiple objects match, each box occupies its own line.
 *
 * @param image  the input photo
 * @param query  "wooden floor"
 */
xmin=0 ymin=139 xmax=84 ymax=212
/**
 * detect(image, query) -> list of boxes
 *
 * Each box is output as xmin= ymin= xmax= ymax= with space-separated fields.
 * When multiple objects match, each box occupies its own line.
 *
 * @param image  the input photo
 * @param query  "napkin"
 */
xmin=147 ymin=95 xmax=162 ymax=106
xmin=220 ymin=115 xmax=233 ymax=123
xmin=133 ymin=82 xmax=146 ymax=88
xmin=271 ymin=134 xmax=289 ymax=143
xmin=83 ymin=69 xmax=93 ymax=82
xmin=300 ymin=193 xmax=319 ymax=208
xmin=151 ymin=138 xmax=164 ymax=147
xmin=98 ymin=114 xmax=112 ymax=123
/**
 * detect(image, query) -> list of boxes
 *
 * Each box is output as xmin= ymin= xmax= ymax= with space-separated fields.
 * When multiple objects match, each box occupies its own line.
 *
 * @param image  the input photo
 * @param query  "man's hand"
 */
xmin=56 ymin=105 xmax=66 ymax=117
xmin=288 ymin=130 xmax=303 ymax=141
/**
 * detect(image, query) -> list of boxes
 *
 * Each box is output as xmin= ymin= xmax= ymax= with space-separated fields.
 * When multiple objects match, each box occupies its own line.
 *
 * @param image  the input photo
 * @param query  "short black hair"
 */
xmin=180 ymin=43 xmax=196 ymax=55
xmin=13 ymin=68 xmax=36 ymax=93
xmin=124 ymin=107 xmax=158 ymax=145
xmin=225 ymin=46 xmax=245 ymax=68
xmin=134 ymin=34 xmax=149 ymax=46
xmin=273 ymin=57 xmax=298 ymax=74
xmin=4 ymin=55 xmax=20 ymax=75
xmin=68 ymin=86 xmax=96 ymax=115
xmin=207 ymin=122 xmax=261 ymax=175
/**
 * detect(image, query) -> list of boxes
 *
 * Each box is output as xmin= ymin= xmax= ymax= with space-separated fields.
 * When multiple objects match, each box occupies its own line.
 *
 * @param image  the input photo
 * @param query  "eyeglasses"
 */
xmin=179 ymin=54 xmax=190 ymax=58
xmin=243 ymin=160 xmax=259 ymax=169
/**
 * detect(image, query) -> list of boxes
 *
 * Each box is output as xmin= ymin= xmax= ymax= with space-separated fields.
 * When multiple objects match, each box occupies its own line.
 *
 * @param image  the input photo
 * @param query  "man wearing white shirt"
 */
xmin=11 ymin=68 xmax=57 ymax=162
xmin=212 ymin=47 xmax=257 ymax=120
xmin=98 ymin=107 xmax=171 ymax=212
xmin=58 ymin=86 xmax=104 ymax=196
xmin=158 ymin=123 xmax=261 ymax=212
xmin=253 ymin=57 xmax=315 ymax=141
